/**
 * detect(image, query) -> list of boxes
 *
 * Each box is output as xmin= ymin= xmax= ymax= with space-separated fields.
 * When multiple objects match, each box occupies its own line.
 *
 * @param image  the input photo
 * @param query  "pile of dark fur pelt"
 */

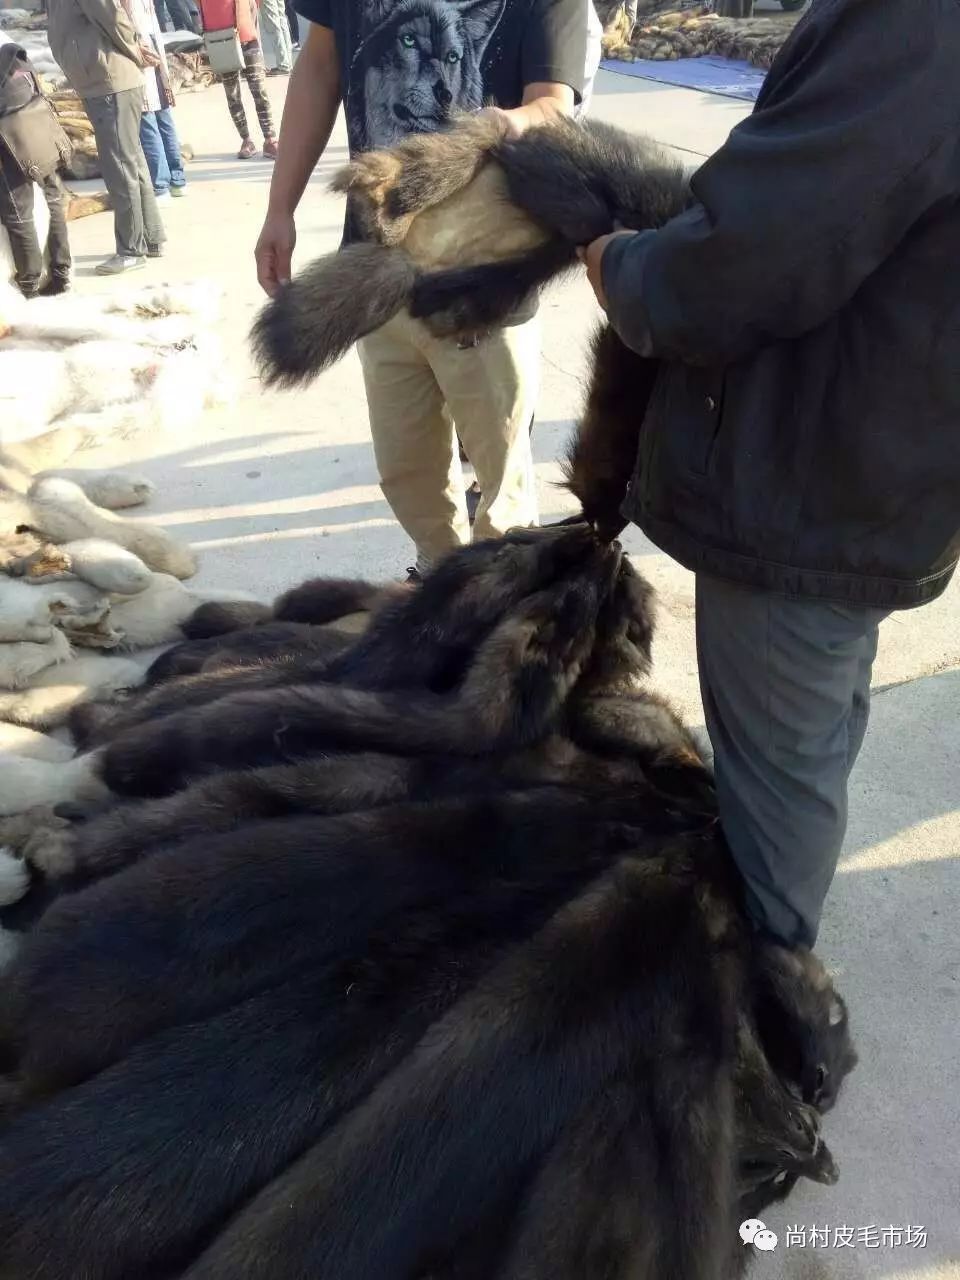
xmin=0 ymin=526 xmax=856 ymax=1280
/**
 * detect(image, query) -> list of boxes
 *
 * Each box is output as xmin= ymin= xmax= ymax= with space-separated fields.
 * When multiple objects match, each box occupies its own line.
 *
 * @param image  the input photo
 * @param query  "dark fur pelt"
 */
xmin=0 ymin=530 xmax=856 ymax=1280
xmin=251 ymin=116 xmax=687 ymax=386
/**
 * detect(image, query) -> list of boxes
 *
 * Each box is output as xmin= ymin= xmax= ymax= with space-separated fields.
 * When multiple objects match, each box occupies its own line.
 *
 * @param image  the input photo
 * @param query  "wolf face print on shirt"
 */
xmin=353 ymin=0 xmax=507 ymax=149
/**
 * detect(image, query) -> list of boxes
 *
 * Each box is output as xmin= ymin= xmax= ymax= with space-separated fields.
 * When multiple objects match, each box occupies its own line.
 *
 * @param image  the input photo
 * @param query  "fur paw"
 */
xmin=21 ymin=819 xmax=79 ymax=879
xmin=0 ymin=848 xmax=30 ymax=905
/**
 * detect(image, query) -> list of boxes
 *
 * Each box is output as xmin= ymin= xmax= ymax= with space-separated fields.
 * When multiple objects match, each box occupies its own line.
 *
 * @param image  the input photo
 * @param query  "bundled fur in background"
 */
xmin=253 ymin=116 xmax=687 ymax=537
xmin=0 ymin=528 xmax=856 ymax=1280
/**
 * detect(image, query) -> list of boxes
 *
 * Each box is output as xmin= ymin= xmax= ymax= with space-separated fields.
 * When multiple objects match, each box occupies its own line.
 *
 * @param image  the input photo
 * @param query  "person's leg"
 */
xmin=359 ymin=312 xmax=469 ymax=571
xmin=241 ymin=41 xmax=277 ymax=145
xmin=153 ymin=0 xmax=171 ymax=32
xmin=695 ymin=575 xmax=888 ymax=948
xmin=0 ymin=157 xmax=44 ymax=295
xmin=139 ymin=110 xmax=171 ymax=195
xmin=165 ymin=0 xmax=196 ymax=29
xmin=155 ymin=107 xmax=186 ymax=190
xmin=115 ymin=88 xmax=165 ymax=251
xmin=429 ymin=317 xmax=540 ymax=543
xmin=285 ymin=0 xmax=299 ymax=47
xmin=83 ymin=92 xmax=144 ymax=258
xmin=40 ymin=171 xmax=71 ymax=287
xmin=221 ymin=71 xmax=252 ymax=147
xmin=259 ymin=0 xmax=293 ymax=71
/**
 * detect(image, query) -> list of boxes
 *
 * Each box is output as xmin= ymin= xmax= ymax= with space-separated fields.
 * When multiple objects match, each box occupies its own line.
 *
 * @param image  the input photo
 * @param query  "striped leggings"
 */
xmin=221 ymin=40 xmax=275 ymax=140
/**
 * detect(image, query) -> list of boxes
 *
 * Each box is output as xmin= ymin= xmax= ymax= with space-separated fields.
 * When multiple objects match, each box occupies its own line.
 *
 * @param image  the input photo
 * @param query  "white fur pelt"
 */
xmin=0 ymin=280 xmax=232 ymax=448
xmin=0 ymin=723 xmax=74 ymax=763
xmin=0 ymin=577 xmax=105 ymax=643
xmin=109 ymin=573 xmax=260 ymax=648
xmin=0 ymin=630 xmax=72 ymax=691
xmin=1 ymin=478 xmax=196 ymax=579
xmin=0 ymin=752 xmax=107 ymax=818
xmin=0 ymin=653 xmax=144 ymax=729
xmin=40 ymin=539 xmax=154 ymax=595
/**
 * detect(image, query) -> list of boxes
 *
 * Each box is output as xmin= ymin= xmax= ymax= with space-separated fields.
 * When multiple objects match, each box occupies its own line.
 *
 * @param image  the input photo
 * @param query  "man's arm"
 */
xmin=593 ymin=0 xmax=960 ymax=366
xmin=255 ymin=21 xmax=341 ymax=295
xmin=74 ymin=0 xmax=143 ymax=65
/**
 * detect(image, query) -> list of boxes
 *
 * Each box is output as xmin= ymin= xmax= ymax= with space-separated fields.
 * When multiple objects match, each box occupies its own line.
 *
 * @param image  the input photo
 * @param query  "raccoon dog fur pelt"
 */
xmin=0 ymin=528 xmax=856 ymax=1280
xmin=252 ymin=116 xmax=687 ymax=380
xmin=251 ymin=116 xmax=688 ymax=539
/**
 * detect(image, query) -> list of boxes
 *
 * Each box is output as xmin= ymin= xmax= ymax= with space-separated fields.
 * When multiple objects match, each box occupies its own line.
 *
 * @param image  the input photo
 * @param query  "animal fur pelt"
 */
xmin=0 ymin=653 xmax=144 ymax=730
xmin=1 ymin=478 xmax=196 ymax=579
xmin=252 ymin=116 xmax=686 ymax=381
xmin=252 ymin=115 xmax=686 ymax=537
xmin=0 ymin=530 xmax=856 ymax=1280
xmin=0 ymin=280 xmax=231 ymax=447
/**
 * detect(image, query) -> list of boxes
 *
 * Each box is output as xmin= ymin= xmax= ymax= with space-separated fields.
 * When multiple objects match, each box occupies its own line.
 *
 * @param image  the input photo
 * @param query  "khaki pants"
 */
xmin=359 ymin=311 xmax=540 ymax=569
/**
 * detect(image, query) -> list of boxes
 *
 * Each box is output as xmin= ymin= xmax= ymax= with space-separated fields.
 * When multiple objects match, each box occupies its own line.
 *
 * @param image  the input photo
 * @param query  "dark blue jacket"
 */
xmin=603 ymin=0 xmax=960 ymax=609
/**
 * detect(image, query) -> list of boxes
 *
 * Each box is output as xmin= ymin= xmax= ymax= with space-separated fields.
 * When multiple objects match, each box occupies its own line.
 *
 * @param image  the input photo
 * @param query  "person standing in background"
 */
xmin=47 ymin=0 xmax=166 ymax=273
xmin=259 ymin=0 xmax=293 ymax=77
xmin=256 ymin=3 xmax=589 ymax=580
xmin=198 ymin=0 xmax=278 ymax=159
xmin=0 ymin=40 xmax=72 ymax=295
xmin=129 ymin=0 xmax=188 ymax=198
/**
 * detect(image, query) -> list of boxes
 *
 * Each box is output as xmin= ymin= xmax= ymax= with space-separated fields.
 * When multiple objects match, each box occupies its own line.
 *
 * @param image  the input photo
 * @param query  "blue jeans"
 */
xmin=139 ymin=108 xmax=186 ymax=195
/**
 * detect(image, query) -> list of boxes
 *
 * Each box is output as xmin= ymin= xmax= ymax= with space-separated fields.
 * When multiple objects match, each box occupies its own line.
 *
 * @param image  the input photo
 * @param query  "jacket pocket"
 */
xmin=687 ymin=368 xmax=726 ymax=476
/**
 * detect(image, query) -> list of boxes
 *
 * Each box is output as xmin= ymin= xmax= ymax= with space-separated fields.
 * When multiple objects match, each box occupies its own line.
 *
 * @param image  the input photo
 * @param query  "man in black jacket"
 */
xmin=0 ymin=42 xmax=72 ymax=296
xmin=581 ymin=0 xmax=960 ymax=949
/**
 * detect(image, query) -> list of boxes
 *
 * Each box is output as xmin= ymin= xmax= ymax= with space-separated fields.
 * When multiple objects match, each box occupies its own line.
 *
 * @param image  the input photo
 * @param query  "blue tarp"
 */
xmin=599 ymin=54 xmax=766 ymax=101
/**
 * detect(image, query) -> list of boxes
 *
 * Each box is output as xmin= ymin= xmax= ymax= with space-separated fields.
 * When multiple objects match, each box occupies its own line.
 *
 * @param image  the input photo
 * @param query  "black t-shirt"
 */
xmin=296 ymin=0 xmax=589 ymax=241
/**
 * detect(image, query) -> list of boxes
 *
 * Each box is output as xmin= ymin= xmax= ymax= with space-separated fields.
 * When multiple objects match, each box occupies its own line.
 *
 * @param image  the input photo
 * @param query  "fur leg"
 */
xmin=562 ymin=324 xmax=660 ymax=540
xmin=24 ymin=478 xmax=196 ymax=580
xmin=32 ymin=471 xmax=155 ymax=511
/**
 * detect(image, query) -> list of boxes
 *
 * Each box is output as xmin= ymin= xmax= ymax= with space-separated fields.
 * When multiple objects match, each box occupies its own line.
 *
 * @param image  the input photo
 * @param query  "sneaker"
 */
xmin=146 ymin=242 xmax=165 ymax=258
xmin=95 ymin=254 xmax=146 ymax=275
xmin=263 ymin=137 xmax=279 ymax=160
xmin=266 ymin=66 xmax=290 ymax=77
xmin=238 ymin=137 xmax=256 ymax=159
xmin=38 ymin=275 xmax=71 ymax=297
xmin=171 ymin=185 xmax=188 ymax=197
xmin=154 ymin=190 xmax=173 ymax=204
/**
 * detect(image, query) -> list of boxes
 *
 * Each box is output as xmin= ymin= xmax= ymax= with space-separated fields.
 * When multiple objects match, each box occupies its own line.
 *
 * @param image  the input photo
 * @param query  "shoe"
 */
xmin=146 ymin=242 xmax=164 ymax=258
xmin=171 ymin=185 xmax=188 ymax=197
xmin=238 ymin=137 xmax=256 ymax=159
xmin=263 ymin=137 xmax=279 ymax=159
xmin=38 ymin=275 xmax=71 ymax=297
xmin=266 ymin=66 xmax=290 ymax=77
xmin=465 ymin=479 xmax=482 ymax=525
xmin=155 ymin=190 xmax=173 ymax=204
xmin=95 ymin=254 xmax=146 ymax=275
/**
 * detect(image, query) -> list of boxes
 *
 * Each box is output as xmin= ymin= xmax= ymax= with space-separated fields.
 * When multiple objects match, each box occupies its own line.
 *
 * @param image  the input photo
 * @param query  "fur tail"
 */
xmin=250 ymin=245 xmax=418 ymax=388
xmin=273 ymin=577 xmax=388 ymax=626
xmin=181 ymin=601 xmax=273 ymax=640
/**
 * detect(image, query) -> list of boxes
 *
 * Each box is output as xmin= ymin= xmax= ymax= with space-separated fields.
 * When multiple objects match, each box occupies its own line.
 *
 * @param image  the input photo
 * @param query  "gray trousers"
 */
xmin=84 ymin=89 xmax=165 ymax=258
xmin=695 ymin=574 xmax=887 ymax=949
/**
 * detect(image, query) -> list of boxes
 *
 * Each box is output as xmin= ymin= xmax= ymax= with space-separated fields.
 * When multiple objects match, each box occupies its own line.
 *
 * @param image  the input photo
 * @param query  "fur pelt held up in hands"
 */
xmin=252 ymin=116 xmax=689 ymax=538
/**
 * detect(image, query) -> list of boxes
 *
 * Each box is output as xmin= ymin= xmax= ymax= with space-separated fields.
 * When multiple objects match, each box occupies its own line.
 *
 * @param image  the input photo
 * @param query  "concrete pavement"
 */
xmin=58 ymin=66 xmax=959 ymax=1279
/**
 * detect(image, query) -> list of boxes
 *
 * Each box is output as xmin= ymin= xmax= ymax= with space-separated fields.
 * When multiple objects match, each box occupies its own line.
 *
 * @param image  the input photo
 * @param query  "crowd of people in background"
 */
xmin=1 ymin=0 xmax=290 ymax=285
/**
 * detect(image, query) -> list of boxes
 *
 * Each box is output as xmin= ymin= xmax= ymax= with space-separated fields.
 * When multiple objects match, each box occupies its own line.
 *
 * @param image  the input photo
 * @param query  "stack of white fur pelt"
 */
xmin=0 ymin=469 xmax=260 ymax=813
xmin=0 ymin=280 xmax=231 ymax=446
